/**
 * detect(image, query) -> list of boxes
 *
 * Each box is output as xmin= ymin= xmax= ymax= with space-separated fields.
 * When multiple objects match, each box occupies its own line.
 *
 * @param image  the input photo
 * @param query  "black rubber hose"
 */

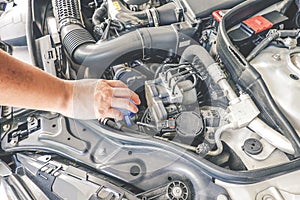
xmin=155 ymin=2 xmax=178 ymax=26
xmin=54 ymin=0 xmax=182 ymax=78
xmin=216 ymin=0 xmax=300 ymax=156
xmin=108 ymin=1 xmax=178 ymax=28
xmin=179 ymin=45 xmax=215 ymax=67
xmin=26 ymin=0 xmax=37 ymax=66
xmin=68 ymin=25 xmax=179 ymax=77
xmin=92 ymin=2 xmax=108 ymax=25
xmin=247 ymin=29 xmax=300 ymax=62
xmin=246 ymin=31 xmax=280 ymax=62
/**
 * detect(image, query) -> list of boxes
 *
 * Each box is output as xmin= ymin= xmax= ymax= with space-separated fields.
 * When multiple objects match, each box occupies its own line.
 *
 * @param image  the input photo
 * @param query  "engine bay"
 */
xmin=1 ymin=0 xmax=300 ymax=199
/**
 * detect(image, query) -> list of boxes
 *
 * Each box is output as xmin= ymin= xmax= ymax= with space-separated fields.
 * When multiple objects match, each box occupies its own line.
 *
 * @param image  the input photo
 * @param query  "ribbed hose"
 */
xmin=52 ymin=0 xmax=82 ymax=27
xmin=52 ymin=0 xmax=96 ymax=60
xmin=53 ymin=0 xmax=182 ymax=78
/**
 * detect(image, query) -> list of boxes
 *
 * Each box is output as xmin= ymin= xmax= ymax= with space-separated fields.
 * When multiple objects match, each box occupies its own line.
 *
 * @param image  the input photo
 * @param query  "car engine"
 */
xmin=1 ymin=0 xmax=300 ymax=199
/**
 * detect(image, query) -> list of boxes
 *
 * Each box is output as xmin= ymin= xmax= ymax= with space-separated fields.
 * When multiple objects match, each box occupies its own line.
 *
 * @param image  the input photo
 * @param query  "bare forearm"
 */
xmin=0 ymin=50 xmax=72 ymax=114
xmin=0 ymin=50 xmax=140 ymax=120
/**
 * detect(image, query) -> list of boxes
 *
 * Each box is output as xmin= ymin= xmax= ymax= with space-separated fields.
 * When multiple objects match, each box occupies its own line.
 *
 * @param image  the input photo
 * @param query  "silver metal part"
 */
xmin=0 ymin=161 xmax=12 ymax=177
xmin=250 ymin=45 xmax=300 ymax=135
xmin=216 ymin=170 xmax=300 ymax=200
xmin=166 ymin=181 xmax=189 ymax=200
xmin=0 ymin=176 xmax=21 ymax=200
xmin=207 ymin=123 xmax=235 ymax=156
xmin=2 ymin=124 xmax=10 ymax=132
xmin=145 ymin=65 xmax=197 ymax=129
xmin=217 ymin=194 xmax=229 ymax=200
xmin=281 ymin=37 xmax=297 ymax=49
xmin=221 ymin=128 xmax=289 ymax=169
xmin=227 ymin=94 xmax=260 ymax=128
xmin=256 ymin=187 xmax=284 ymax=200
xmin=16 ymin=167 xmax=50 ymax=200
xmin=248 ymin=119 xmax=295 ymax=155
xmin=206 ymin=62 xmax=294 ymax=155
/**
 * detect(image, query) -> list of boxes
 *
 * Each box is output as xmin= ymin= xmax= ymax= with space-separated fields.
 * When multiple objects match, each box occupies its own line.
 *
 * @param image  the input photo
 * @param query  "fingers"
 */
xmin=102 ymin=108 xmax=123 ymax=120
xmin=94 ymin=79 xmax=141 ymax=121
xmin=111 ymin=97 xmax=139 ymax=113
xmin=105 ymin=80 xmax=128 ymax=88
xmin=112 ymin=88 xmax=141 ymax=105
xmin=130 ymin=92 xmax=141 ymax=105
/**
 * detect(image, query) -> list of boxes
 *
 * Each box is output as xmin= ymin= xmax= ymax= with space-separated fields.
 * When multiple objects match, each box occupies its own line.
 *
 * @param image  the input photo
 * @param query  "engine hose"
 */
xmin=26 ymin=0 xmax=37 ymax=66
xmin=92 ymin=2 xmax=108 ymax=25
xmin=207 ymin=123 xmax=235 ymax=156
xmin=247 ymin=29 xmax=300 ymax=62
xmin=53 ymin=0 xmax=186 ymax=78
xmin=180 ymin=45 xmax=296 ymax=155
xmin=246 ymin=30 xmax=280 ymax=62
xmin=106 ymin=0 xmax=179 ymax=28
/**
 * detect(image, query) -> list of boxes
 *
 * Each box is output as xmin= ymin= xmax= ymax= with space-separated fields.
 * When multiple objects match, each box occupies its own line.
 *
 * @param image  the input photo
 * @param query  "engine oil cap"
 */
xmin=118 ymin=108 xmax=135 ymax=126
xmin=116 ymin=99 xmax=137 ymax=126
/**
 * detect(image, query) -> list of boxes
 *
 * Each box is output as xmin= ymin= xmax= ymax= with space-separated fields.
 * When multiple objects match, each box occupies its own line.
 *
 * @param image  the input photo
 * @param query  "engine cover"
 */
xmin=250 ymin=45 xmax=300 ymax=135
xmin=180 ymin=0 xmax=244 ymax=19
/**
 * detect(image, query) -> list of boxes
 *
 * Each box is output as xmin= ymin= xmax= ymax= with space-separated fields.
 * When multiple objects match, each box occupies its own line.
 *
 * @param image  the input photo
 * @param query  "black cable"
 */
xmin=26 ymin=0 xmax=37 ymax=66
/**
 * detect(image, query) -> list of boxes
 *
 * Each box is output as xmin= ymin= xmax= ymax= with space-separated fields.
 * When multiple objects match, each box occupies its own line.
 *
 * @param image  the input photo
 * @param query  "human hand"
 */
xmin=64 ymin=79 xmax=140 ymax=120
xmin=94 ymin=79 xmax=140 ymax=120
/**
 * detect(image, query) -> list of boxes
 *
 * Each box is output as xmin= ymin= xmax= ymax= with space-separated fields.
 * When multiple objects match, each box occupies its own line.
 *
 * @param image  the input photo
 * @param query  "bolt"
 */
xmin=2 ymin=124 xmax=10 ymax=132
xmin=262 ymin=195 xmax=275 ymax=200
xmin=96 ymin=148 xmax=107 ymax=156
xmin=172 ymin=186 xmax=183 ymax=197
xmin=27 ymin=116 xmax=34 ymax=123
xmin=217 ymin=194 xmax=228 ymax=200
xmin=272 ymin=54 xmax=281 ymax=61
xmin=9 ymin=139 xmax=17 ymax=145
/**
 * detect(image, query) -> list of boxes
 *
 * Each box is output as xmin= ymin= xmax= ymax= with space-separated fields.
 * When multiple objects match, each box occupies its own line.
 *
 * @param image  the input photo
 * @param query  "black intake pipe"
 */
xmin=104 ymin=0 xmax=179 ymax=28
xmin=54 ymin=0 xmax=187 ymax=78
xmin=92 ymin=1 xmax=180 ymax=28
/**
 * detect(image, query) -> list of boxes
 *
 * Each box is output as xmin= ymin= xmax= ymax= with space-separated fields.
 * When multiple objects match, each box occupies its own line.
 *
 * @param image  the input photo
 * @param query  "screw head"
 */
xmin=172 ymin=186 xmax=183 ymax=198
xmin=27 ymin=116 xmax=34 ymax=123
xmin=272 ymin=54 xmax=281 ymax=61
xmin=2 ymin=124 xmax=10 ymax=132
xmin=217 ymin=194 xmax=228 ymax=200
xmin=262 ymin=195 xmax=275 ymax=200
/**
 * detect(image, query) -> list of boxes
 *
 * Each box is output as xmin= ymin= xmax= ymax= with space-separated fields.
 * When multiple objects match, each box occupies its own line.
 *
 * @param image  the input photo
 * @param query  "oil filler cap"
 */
xmin=242 ymin=138 xmax=263 ymax=155
xmin=175 ymin=112 xmax=204 ymax=138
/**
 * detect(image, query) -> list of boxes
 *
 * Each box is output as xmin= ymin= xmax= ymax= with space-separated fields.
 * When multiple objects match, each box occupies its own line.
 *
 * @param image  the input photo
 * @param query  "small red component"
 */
xmin=242 ymin=16 xmax=273 ymax=34
xmin=212 ymin=10 xmax=226 ymax=22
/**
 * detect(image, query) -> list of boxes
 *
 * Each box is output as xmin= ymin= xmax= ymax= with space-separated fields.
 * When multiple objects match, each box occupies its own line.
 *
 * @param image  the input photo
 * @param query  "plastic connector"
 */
xmin=116 ymin=99 xmax=137 ymax=126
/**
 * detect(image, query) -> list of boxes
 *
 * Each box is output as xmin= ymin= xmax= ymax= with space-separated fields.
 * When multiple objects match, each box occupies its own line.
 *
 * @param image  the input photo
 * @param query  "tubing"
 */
xmin=207 ymin=123 xmax=236 ymax=156
xmin=247 ymin=29 xmax=300 ymax=62
xmin=180 ymin=45 xmax=296 ymax=155
xmin=26 ymin=0 xmax=37 ymax=66
xmin=92 ymin=2 xmax=108 ymax=25
xmin=106 ymin=0 xmax=179 ymax=28
xmin=249 ymin=118 xmax=295 ymax=155
xmin=54 ymin=0 xmax=182 ymax=78
xmin=246 ymin=30 xmax=280 ymax=62
xmin=64 ymin=25 xmax=179 ymax=77
xmin=217 ymin=0 xmax=300 ymax=156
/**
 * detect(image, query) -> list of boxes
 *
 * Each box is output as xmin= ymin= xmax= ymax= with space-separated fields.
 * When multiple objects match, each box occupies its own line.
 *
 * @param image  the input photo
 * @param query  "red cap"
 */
xmin=243 ymin=16 xmax=273 ymax=34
